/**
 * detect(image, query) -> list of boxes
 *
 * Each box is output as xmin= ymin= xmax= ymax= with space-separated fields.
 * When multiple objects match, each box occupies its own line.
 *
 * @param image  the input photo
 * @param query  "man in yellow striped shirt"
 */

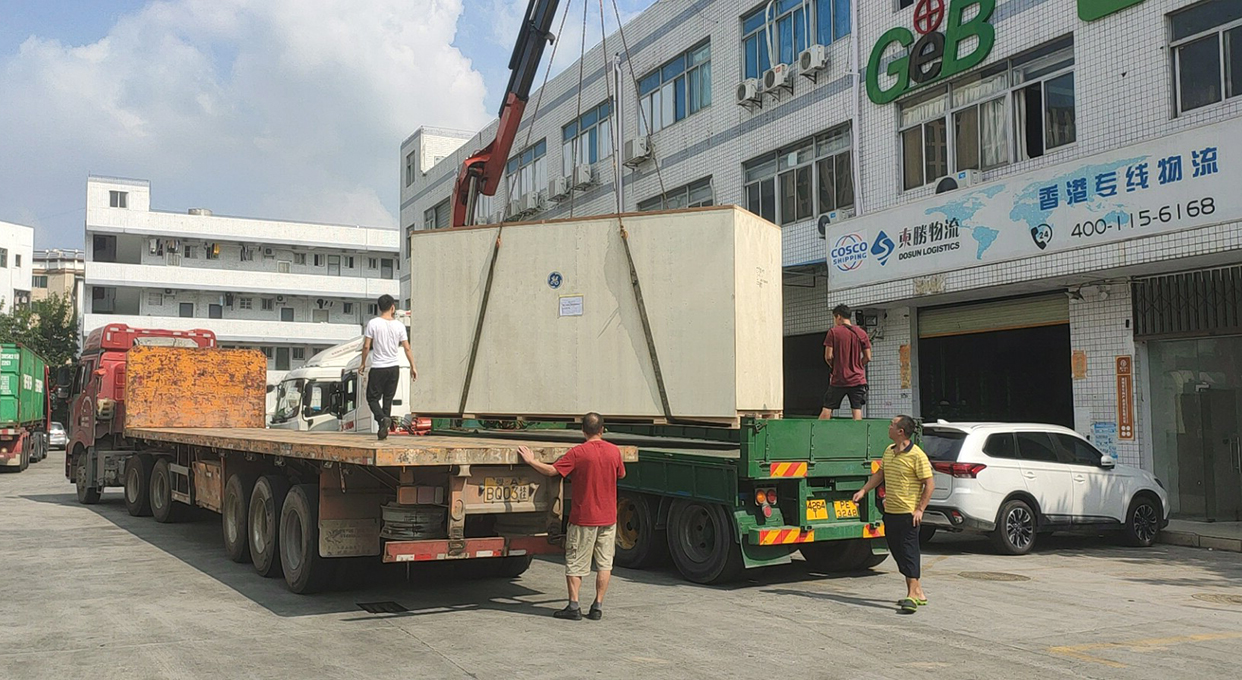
xmin=853 ymin=415 xmax=934 ymax=613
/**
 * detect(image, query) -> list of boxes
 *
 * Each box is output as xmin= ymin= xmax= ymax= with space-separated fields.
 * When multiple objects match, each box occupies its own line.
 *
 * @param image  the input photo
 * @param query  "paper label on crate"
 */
xmin=558 ymin=295 xmax=584 ymax=317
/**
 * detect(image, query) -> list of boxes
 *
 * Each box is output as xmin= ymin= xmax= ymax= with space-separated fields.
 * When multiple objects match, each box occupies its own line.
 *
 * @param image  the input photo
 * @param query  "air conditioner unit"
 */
xmin=623 ymin=136 xmax=653 ymax=167
xmin=508 ymin=197 xmax=525 ymax=218
xmin=934 ymin=169 xmax=984 ymax=194
xmin=263 ymin=247 xmax=275 ymax=257
xmin=521 ymin=191 xmax=546 ymax=214
xmin=163 ymin=289 xmax=174 ymax=296
xmin=799 ymin=44 xmax=829 ymax=79
xmin=276 ymin=295 xmax=285 ymax=303
xmin=572 ymin=164 xmax=596 ymax=190
xmin=763 ymin=64 xmax=792 ymax=95
xmin=736 ymin=78 xmax=761 ymax=106
xmin=816 ymin=207 xmax=856 ymax=238
xmin=549 ymin=175 xmax=572 ymax=200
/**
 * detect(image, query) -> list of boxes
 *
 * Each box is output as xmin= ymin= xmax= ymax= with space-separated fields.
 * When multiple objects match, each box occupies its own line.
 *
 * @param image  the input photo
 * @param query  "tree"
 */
xmin=0 ymin=294 xmax=80 ymax=369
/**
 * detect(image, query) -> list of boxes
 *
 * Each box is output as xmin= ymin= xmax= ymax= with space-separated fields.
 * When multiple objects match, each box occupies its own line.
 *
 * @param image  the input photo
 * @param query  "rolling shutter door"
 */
xmin=918 ymin=294 xmax=1068 ymax=339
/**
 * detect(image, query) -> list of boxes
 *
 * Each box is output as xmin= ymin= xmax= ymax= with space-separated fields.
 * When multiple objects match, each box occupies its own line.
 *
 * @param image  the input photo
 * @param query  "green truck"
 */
xmin=1 ymin=344 xmax=51 ymax=472
xmin=448 ymin=417 xmax=890 ymax=584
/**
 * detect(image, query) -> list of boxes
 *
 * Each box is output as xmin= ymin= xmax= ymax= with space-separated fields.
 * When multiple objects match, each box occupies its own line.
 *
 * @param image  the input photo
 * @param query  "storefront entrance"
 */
xmin=1148 ymin=337 xmax=1242 ymax=521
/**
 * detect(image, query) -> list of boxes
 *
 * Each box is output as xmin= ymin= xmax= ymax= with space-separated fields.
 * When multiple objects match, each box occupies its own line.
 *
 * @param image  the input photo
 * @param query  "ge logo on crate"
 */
xmin=547 ymin=272 xmax=563 ymax=289
xmin=830 ymin=233 xmax=869 ymax=272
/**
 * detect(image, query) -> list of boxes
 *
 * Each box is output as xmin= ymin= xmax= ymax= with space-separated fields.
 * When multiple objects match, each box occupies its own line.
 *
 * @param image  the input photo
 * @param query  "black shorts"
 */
xmin=823 ymin=384 xmax=868 ymax=410
xmin=883 ymin=512 xmax=921 ymax=579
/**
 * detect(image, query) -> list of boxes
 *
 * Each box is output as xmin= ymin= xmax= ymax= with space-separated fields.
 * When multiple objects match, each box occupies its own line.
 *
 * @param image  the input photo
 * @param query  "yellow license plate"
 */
xmin=834 ymin=500 xmax=859 ymax=519
xmin=482 ymin=478 xmax=533 ymax=503
xmin=806 ymin=499 xmax=829 ymax=521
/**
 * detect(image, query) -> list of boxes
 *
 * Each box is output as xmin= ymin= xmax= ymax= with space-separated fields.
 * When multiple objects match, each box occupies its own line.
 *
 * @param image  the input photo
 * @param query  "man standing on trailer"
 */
xmin=360 ymin=294 xmax=417 ymax=440
xmin=852 ymin=415 xmax=934 ymax=613
xmin=820 ymin=304 xmax=872 ymax=420
xmin=518 ymin=412 xmax=626 ymax=621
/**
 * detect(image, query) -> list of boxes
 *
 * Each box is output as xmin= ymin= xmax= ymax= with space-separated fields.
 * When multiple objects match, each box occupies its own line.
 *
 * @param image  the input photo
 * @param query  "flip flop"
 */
xmin=896 ymin=598 xmax=928 ymax=606
xmin=898 ymin=598 xmax=918 ymax=613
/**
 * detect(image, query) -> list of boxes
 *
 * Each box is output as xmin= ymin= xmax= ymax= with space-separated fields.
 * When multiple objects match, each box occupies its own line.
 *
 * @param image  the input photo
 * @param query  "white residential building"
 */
xmin=84 ymin=177 xmax=401 ymax=384
xmin=402 ymin=0 xmax=1242 ymax=521
xmin=0 ymin=220 xmax=35 ymax=312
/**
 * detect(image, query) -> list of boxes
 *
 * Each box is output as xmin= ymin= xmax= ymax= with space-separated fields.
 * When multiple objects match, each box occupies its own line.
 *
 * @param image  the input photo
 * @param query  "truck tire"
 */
xmin=615 ymin=492 xmax=667 ymax=569
xmin=75 ymin=451 xmax=101 ymax=504
xmin=150 ymin=458 xmax=184 ymax=523
xmin=496 ymin=555 xmax=533 ymax=578
xmin=801 ymin=538 xmax=882 ymax=573
xmin=124 ymin=454 xmax=155 ymax=517
xmin=667 ymin=500 xmax=744 ymax=585
xmin=279 ymin=484 xmax=332 ymax=594
xmin=249 ymin=475 xmax=290 ymax=578
xmin=222 ymin=473 xmax=255 ymax=563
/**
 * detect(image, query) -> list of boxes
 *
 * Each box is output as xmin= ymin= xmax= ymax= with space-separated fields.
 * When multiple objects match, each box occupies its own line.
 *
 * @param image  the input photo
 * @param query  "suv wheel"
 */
xmin=1122 ymin=495 xmax=1161 ymax=547
xmin=991 ymin=499 xmax=1037 ymax=555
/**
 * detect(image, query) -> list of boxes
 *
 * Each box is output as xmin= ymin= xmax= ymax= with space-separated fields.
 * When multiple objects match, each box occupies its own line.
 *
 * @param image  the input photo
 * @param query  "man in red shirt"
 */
xmin=518 ymin=412 xmax=626 ymax=621
xmin=820 ymin=304 xmax=872 ymax=420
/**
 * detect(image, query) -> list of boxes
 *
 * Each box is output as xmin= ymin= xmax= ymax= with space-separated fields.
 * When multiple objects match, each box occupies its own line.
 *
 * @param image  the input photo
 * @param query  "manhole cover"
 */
xmin=357 ymin=601 xmax=408 ymax=614
xmin=957 ymin=571 xmax=1031 ymax=582
xmin=1192 ymin=593 xmax=1242 ymax=605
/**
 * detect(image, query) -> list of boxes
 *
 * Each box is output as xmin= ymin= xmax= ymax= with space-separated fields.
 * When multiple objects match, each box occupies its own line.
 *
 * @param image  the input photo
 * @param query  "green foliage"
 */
xmin=0 ymin=294 xmax=80 ymax=372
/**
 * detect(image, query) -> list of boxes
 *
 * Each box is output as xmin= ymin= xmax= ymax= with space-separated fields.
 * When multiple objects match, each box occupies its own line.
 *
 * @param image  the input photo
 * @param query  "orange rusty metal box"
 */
xmin=125 ymin=346 xmax=267 ymax=429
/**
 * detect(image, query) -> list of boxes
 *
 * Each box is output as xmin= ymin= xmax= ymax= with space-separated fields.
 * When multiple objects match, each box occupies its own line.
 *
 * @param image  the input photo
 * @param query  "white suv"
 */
xmin=918 ymin=422 xmax=1169 ymax=555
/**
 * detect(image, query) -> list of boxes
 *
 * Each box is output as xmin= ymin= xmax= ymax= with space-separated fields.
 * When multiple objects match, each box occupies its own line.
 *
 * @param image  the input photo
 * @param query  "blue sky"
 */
xmin=0 ymin=0 xmax=655 ymax=249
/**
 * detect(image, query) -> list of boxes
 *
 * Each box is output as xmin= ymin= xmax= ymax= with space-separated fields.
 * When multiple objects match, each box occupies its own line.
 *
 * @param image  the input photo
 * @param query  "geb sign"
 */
xmin=866 ymin=0 xmax=996 ymax=105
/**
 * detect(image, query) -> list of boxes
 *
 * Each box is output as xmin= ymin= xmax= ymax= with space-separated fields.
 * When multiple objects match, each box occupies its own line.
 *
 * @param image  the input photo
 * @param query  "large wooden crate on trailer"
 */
xmin=408 ymin=206 xmax=784 ymax=423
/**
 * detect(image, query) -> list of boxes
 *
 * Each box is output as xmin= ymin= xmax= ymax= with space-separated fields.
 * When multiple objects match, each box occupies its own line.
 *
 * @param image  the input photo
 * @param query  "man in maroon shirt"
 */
xmin=518 ymin=412 xmax=626 ymax=621
xmin=820 ymin=304 xmax=872 ymax=420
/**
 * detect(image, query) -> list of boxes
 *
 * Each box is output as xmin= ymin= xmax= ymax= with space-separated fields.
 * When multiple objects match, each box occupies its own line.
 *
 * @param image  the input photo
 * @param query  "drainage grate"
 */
xmin=1192 ymin=593 xmax=1242 ymax=605
xmin=357 ymin=601 xmax=409 ymax=614
xmin=957 ymin=571 xmax=1031 ymax=582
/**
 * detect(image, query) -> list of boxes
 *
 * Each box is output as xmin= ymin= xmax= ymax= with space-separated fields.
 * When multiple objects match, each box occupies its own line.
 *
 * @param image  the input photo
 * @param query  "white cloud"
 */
xmin=0 ymin=0 xmax=490 ymax=246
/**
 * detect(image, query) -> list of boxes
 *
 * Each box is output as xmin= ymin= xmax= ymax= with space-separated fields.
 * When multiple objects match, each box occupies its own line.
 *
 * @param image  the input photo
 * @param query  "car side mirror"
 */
xmin=1099 ymin=456 xmax=1116 ymax=469
xmin=266 ymin=384 xmax=276 ymax=394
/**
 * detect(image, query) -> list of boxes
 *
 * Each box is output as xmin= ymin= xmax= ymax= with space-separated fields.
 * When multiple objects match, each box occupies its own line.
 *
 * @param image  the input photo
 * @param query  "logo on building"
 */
xmin=1030 ymin=223 xmax=1053 ymax=250
xmin=866 ymin=0 xmax=997 ymax=105
xmin=830 ymin=233 xmax=870 ymax=271
xmin=547 ymin=272 xmax=563 ymax=289
xmin=871 ymin=231 xmax=896 ymax=266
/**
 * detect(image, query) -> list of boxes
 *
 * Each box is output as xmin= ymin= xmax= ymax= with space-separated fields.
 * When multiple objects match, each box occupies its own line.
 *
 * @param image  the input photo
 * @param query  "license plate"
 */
xmin=834 ymin=500 xmax=859 ymax=519
xmin=806 ymin=499 xmax=829 ymax=521
xmin=482 ymin=478 xmax=533 ymax=503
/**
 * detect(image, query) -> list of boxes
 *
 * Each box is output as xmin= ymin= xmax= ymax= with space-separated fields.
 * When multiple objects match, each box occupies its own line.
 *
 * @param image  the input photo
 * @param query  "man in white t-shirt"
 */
xmin=360 ymin=294 xmax=417 ymax=440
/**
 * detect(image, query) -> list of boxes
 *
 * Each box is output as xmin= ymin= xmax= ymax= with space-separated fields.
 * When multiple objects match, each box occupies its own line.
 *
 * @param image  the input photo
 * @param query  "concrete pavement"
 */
xmin=3 ymin=450 xmax=1241 ymax=679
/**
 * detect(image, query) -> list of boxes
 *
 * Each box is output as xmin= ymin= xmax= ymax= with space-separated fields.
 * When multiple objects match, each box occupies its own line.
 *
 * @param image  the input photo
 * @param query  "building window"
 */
xmin=897 ymin=0 xmax=914 ymax=8
xmin=343 ymin=302 xmax=354 ymax=314
xmin=293 ymin=347 xmax=306 ymax=360
xmin=313 ymin=254 xmax=325 ymax=267
xmin=742 ymin=0 xmax=851 ymax=80
xmin=405 ymin=151 xmax=416 ymax=186
xmin=1172 ymin=0 xmax=1242 ymax=114
xmin=184 ymin=246 xmax=197 ymax=259
xmin=638 ymin=177 xmax=715 ymax=212
xmin=240 ymin=247 xmax=255 ymax=262
xmin=147 ymin=292 xmax=164 ymax=306
xmin=425 ymin=199 xmax=451 ymax=230
xmin=345 ymin=256 xmax=355 ymax=269
xmin=638 ymin=42 xmax=711 ymax=136
xmin=239 ymin=297 xmax=253 ymax=310
xmin=179 ymin=302 xmax=194 ymax=318
xmin=109 ymin=191 xmax=128 ymax=208
xmin=261 ymin=346 xmax=273 ymax=359
xmin=276 ymin=347 xmax=291 ymax=371
xmin=14 ymin=254 xmax=20 ymax=268
xmin=261 ymin=298 xmax=274 ymax=311
xmin=277 ymin=261 xmax=291 ymax=274
xmin=505 ymin=140 xmax=548 ymax=200
xmin=33 ymin=275 xmax=49 ymax=288
xmin=744 ymin=124 xmax=853 ymax=225
xmin=206 ymin=243 xmax=220 ymax=260
xmin=294 ymin=253 xmax=307 ymax=265
xmin=367 ymin=303 xmax=378 ymax=315
xmin=0 ymin=248 xmax=7 ymax=268
xmin=209 ymin=303 xmax=223 ymax=319
xmin=898 ymin=36 xmax=1075 ymax=190
xmin=380 ymin=259 xmax=394 ymax=280
xmin=367 ymin=258 xmax=378 ymax=269
xmin=281 ymin=307 xmax=294 ymax=322
xmin=561 ymin=101 xmax=613 ymax=177
xmin=312 ymin=309 xmax=329 ymax=323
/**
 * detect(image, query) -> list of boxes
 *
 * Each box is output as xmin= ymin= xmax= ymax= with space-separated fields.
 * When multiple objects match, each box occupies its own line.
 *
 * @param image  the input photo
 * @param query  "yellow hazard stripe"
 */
xmin=768 ymin=462 xmax=808 ymax=478
xmin=863 ymin=523 xmax=885 ymax=538
xmin=759 ymin=529 xmax=815 ymax=545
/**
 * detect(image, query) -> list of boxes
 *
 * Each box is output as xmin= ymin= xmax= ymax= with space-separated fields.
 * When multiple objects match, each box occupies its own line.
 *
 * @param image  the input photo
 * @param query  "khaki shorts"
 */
xmin=564 ymin=523 xmax=616 ymax=577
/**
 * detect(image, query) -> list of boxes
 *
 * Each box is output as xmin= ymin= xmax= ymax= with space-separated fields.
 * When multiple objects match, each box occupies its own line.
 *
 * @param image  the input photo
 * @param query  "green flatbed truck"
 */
xmin=445 ymin=417 xmax=891 ymax=584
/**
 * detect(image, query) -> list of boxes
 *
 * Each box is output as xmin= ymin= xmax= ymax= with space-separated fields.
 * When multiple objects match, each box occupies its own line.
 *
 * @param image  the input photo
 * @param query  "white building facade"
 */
xmin=84 ymin=177 xmax=401 ymax=384
xmin=402 ymin=0 xmax=1242 ymax=520
xmin=0 ymin=220 xmax=35 ymax=312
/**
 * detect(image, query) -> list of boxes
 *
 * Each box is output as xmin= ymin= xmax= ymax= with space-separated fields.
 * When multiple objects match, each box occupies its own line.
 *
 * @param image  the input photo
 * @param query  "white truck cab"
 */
xmin=269 ymin=337 xmax=363 ymax=431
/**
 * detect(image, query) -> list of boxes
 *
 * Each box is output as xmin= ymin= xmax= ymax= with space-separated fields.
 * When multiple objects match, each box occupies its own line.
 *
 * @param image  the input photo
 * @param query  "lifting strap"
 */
xmin=458 ymin=228 xmax=503 ymax=415
xmin=618 ymin=218 xmax=673 ymax=422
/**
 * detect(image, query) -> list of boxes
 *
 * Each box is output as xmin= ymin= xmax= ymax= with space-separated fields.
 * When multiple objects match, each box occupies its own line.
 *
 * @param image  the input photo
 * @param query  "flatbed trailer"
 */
xmin=69 ymin=344 xmax=636 ymax=594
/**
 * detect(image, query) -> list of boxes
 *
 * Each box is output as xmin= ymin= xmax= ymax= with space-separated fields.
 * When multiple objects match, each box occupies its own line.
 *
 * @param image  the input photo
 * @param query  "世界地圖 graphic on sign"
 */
xmin=923 ymin=185 xmax=1004 ymax=260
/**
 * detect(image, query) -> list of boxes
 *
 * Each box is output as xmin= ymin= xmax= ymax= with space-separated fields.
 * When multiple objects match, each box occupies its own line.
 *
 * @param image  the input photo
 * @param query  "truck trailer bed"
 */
xmin=126 ymin=427 xmax=639 ymax=467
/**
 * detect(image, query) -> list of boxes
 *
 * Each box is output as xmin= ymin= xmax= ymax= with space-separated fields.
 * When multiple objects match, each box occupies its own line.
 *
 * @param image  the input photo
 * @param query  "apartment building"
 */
xmin=84 ymin=177 xmax=401 ymax=383
xmin=0 ymin=220 xmax=34 ymax=312
xmin=32 ymin=249 xmax=86 ymax=316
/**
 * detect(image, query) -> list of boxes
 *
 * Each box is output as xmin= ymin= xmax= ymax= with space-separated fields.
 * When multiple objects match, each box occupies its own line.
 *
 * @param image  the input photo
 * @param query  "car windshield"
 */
xmin=273 ymin=379 xmax=305 ymax=421
xmin=920 ymin=429 xmax=967 ymax=461
xmin=50 ymin=422 xmax=65 ymax=433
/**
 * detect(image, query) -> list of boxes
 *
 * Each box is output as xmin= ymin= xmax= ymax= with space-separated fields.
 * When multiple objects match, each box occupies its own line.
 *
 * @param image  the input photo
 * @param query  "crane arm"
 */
xmin=451 ymin=0 xmax=561 ymax=228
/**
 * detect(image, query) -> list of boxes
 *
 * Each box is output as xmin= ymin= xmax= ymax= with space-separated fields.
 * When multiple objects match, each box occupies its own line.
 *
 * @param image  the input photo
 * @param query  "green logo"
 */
xmin=1078 ymin=0 xmax=1145 ymax=22
xmin=866 ymin=0 xmax=997 ymax=105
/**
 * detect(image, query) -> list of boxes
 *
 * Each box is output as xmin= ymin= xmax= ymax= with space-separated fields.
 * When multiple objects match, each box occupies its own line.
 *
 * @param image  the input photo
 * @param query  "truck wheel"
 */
xmin=150 ymin=458 xmax=184 ymax=523
xmin=280 ymin=484 xmax=333 ymax=594
xmin=667 ymin=500 xmax=743 ymax=584
xmin=249 ymin=475 xmax=290 ymax=578
xmin=124 ymin=454 xmax=155 ymax=517
xmin=496 ymin=555 xmax=533 ymax=578
xmin=222 ymin=474 xmax=255 ymax=563
xmin=801 ymin=538 xmax=880 ymax=573
xmin=615 ymin=492 xmax=667 ymax=568
xmin=75 ymin=451 xmax=101 ymax=505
